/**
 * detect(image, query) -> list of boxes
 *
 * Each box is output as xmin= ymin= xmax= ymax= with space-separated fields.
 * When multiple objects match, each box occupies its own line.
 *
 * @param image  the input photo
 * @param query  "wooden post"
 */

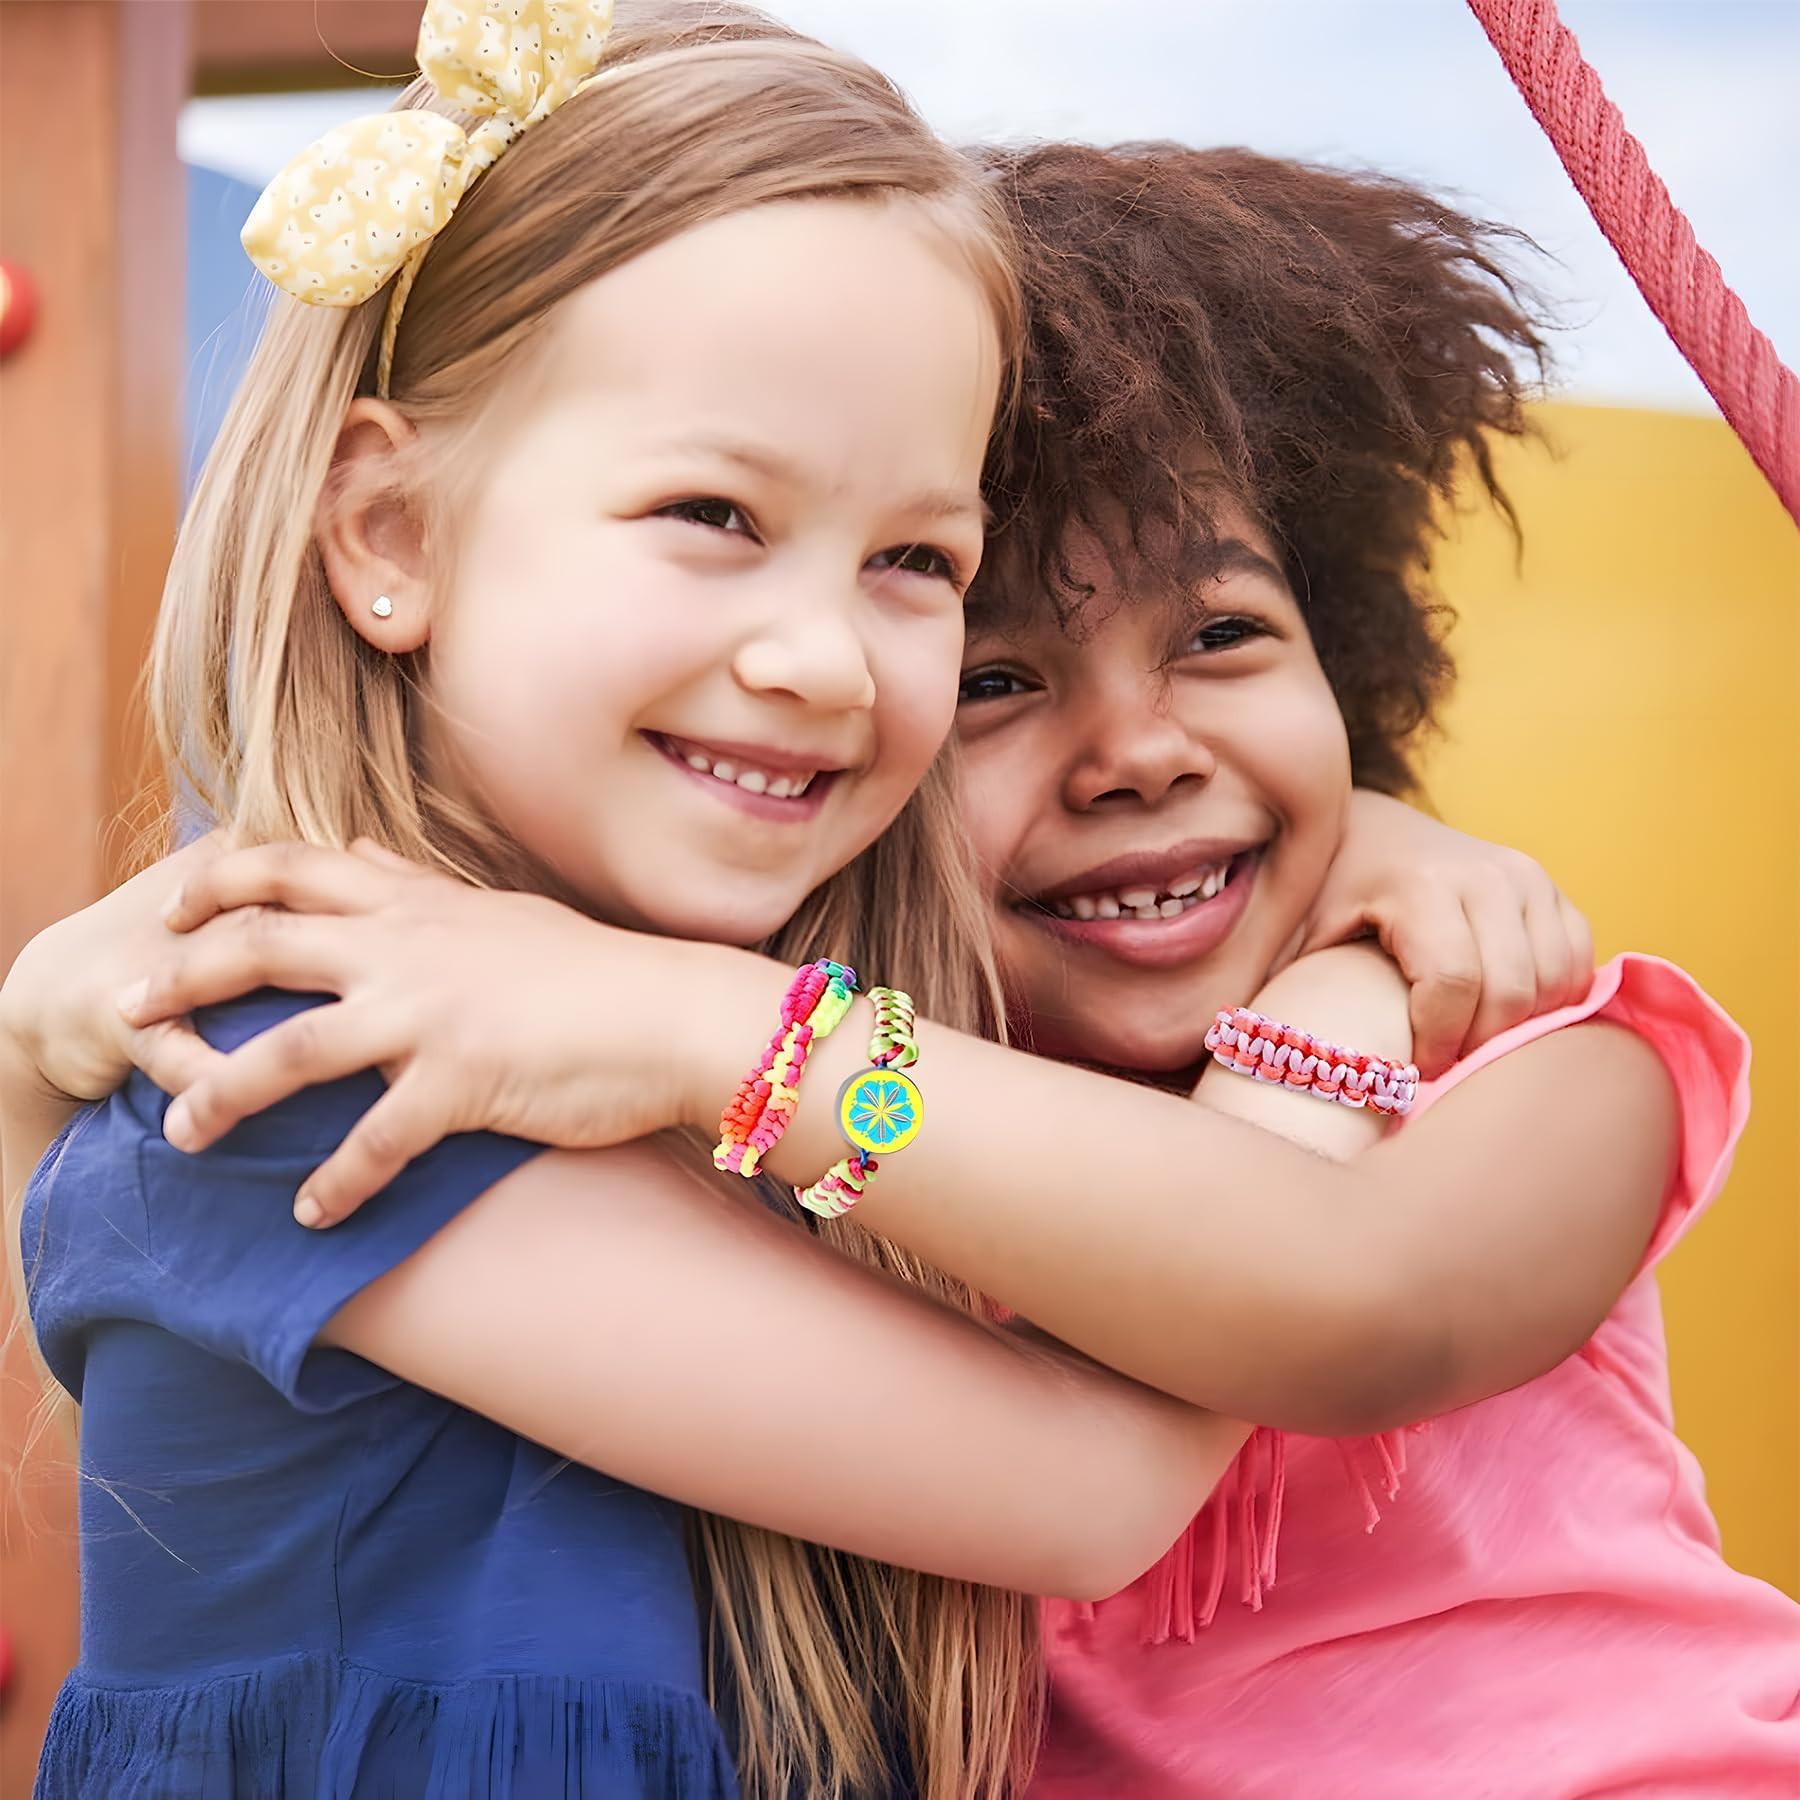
xmin=0 ymin=2 xmax=190 ymax=1785
xmin=0 ymin=0 xmax=189 ymax=953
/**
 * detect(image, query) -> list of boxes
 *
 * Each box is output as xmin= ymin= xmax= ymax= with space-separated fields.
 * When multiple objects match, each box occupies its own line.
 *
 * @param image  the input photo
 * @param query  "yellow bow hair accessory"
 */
xmin=240 ymin=0 xmax=614 ymax=389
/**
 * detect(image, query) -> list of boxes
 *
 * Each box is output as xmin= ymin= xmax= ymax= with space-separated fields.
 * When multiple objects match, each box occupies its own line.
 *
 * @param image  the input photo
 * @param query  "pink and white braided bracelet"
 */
xmin=1204 ymin=1007 xmax=1419 ymax=1116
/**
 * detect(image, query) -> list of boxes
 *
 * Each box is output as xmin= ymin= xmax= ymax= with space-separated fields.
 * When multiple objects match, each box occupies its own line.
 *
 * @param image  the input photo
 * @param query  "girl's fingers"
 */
xmin=1520 ymin=874 xmax=1577 ymax=1015
xmin=1559 ymin=893 xmax=1597 ymax=1004
xmin=161 ymin=1001 xmax=403 ymax=1154
xmin=129 ymin=1018 xmax=229 ymax=1097
xmin=120 ymin=907 xmax=346 ymax=1027
xmin=163 ymin=841 xmax=395 ymax=932
xmin=293 ymin=1074 xmax=452 ymax=1228
xmin=347 ymin=837 xmax=423 ymax=874
xmin=1386 ymin=905 xmax=1484 ymax=1080
xmin=1459 ymin=884 xmax=1541 ymax=1052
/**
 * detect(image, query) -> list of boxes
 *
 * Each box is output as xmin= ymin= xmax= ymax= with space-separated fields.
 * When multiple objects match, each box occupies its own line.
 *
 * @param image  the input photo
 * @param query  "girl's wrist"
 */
xmin=681 ymin=949 xmax=877 ymax=1180
xmin=672 ymin=946 xmax=818 ymax=1137
xmin=0 ymin=944 xmax=58 ymax=1098
xmin=754 ymin=987 xmax=881 ymax=1186
xmin=1245 ymin=941 xmax=1414 ymax=1066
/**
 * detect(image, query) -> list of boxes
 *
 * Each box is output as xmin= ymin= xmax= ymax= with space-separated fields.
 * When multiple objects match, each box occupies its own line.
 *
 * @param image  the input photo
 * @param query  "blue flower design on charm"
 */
xmin=836 ymin=1067 xmax=923 ymax=1155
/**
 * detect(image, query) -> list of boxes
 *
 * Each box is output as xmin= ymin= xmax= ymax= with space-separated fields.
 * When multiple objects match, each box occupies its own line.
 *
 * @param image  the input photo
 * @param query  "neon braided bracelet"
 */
xmin=1203 ymin=1006 xmax=1419 ymax=1116
xmin=796 ymin=986 xmax=922 ymax=1219
xmin=713 ymin=959 xmax=858 ymax=1178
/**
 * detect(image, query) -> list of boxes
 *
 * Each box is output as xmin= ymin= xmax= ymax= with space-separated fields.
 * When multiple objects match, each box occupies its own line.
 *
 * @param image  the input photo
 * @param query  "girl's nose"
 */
xmin=733 ymin=599 xmax=877 ymax=713
xmin=1061 ymin=703 xmax=1216 ymax=810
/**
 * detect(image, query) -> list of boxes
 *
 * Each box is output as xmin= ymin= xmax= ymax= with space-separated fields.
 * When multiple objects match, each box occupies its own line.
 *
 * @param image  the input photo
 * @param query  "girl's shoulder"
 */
xmin=1414 ymin=953 xmax=1750 ymax=1270
xmin=23 ymin=989 xmax=544 ymax=1413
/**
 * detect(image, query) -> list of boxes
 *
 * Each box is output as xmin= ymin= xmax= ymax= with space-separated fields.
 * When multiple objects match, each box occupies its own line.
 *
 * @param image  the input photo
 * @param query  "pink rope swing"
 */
xmin=1466 ymin=0 xmax=1800 ymax=528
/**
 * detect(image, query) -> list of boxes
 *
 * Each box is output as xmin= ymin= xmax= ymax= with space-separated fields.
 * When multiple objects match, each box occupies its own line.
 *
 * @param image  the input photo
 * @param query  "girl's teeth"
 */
xmin=671 ymin=737 xmax=819 ymax=799
xmin=1041 ymin=859 xmax=1238 ymax=922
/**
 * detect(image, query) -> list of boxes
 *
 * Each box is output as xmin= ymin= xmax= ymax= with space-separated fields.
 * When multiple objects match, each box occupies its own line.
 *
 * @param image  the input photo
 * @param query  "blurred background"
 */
xmin=2 ymin=0 xmax=1795 ymax=1785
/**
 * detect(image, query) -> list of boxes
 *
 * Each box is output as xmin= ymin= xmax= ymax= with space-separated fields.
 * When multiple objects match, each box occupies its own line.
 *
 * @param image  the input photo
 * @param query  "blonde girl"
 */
xmin=1 ymin=5 xmax=1256 ymax=1795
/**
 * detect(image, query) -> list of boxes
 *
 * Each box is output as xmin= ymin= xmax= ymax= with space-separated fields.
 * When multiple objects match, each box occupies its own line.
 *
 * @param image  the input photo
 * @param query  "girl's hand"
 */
xmin=1 ymin=835 xmax=228 ymax=1107
xmin=119 ymin=841 xmax=717 ymax=1226
xmin=1301 ymin=790 xmax=1594 ymax=1078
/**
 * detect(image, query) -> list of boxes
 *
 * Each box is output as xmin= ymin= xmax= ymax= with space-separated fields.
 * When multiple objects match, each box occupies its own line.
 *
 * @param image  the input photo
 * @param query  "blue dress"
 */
xmin=24 ymin=991 xmax=738 ymax=1798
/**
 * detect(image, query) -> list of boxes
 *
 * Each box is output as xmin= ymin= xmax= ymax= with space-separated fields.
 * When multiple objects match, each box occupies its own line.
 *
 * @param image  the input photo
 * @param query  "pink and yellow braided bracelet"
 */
xmin=713 ymin=959 xmax=858 ymax=1179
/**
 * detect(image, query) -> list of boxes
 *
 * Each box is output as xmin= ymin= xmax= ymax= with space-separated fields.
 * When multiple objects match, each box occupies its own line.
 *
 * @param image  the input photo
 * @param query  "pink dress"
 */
xmin=1036 ymin=955 xmax=1799 ymax=1797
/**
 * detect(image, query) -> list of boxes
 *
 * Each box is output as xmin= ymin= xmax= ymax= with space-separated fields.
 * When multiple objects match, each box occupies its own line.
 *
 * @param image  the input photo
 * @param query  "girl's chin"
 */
xmin=591 ymin=886 xmax=806 ymax=949
xmin=644 ymin=909 xmax=794 ymax=950
xmin=1017 ymin=957 xmax=1273 ymax=1076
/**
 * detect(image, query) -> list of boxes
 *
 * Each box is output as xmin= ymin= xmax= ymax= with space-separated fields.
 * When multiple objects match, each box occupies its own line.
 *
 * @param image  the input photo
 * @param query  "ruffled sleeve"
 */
xmin=1411 ymin=952 xmax=1751 ymax=1272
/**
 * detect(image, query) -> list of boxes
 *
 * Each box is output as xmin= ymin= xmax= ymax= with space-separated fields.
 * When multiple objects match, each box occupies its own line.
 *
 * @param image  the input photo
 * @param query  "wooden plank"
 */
xmin=0 ymin=3 xmax=190 ymax=1786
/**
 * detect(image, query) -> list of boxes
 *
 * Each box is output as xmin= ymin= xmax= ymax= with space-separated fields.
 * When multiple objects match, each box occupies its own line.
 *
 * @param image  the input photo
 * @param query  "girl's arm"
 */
xmin=335 ymin=956 xmax=1408 ymax=1595
xmin=1192 ymin=939 xmax=1414 ymax=1160
xmin=730 ymin=953 xmax=1675 ymax=1435
xmin=319 ymin=1132 xmax=1242 ymax=1599
xmin=319 ymin=955 xmax=1419 ymax=1598
xmin=0 ymin=1028 xmax=80 ymax=1221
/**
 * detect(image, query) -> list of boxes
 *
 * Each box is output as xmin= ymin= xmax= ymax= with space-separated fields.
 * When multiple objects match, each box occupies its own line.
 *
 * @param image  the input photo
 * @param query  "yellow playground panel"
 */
xmin=1429 ymin=400 xmax=1799 ymax=1597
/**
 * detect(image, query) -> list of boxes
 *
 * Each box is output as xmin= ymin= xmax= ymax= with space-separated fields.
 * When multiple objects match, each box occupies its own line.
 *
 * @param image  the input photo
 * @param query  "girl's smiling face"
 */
xmin=955 ymin=510 xmax=1353 ymax=1072
xmin=417 ymin=197 xmax=1000 ymax=943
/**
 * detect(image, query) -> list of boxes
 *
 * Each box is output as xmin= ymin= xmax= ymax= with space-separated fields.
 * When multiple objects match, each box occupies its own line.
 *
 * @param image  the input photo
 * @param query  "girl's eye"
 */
xmin=1187 ymin=614 xmax=1268 ymax=654
xmin=658 ymin=497 xmax=754 ymax=536
xmin=871 ymin=542 xmax=962 ymax=585
xmin=957 ymin=666 xmax=1035 ymax=704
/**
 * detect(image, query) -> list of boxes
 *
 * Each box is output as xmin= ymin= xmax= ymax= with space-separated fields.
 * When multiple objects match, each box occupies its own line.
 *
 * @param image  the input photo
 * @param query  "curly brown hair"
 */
xmin=973 ymin=143 xmax=1549 ymax=794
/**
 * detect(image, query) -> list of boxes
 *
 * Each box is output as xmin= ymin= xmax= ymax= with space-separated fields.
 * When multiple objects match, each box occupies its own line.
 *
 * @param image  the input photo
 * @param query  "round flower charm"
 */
xmin=836 ymin=1068 xmax=923 ymax=1156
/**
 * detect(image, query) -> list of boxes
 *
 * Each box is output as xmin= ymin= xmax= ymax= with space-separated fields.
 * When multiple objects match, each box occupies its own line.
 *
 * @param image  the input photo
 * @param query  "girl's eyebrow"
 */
xmin=647 ymin=430 xmax=806 ymax=484
xmin=909 ymin=490 xmax=993 ymax=531
xmin=650 ymin=430 xmax=987 ymax=528
xmin=1210 ymin=537 xmax=1292 ymax=592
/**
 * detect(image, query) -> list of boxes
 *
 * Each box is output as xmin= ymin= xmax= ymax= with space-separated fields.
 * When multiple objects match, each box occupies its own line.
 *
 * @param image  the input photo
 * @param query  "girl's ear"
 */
xmin=315 ymin=397 xmax=434 ymax=653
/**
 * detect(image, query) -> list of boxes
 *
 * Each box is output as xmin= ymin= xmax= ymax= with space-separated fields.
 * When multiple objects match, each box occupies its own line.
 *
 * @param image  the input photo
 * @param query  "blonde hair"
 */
xmin=148 ymin=6 xmax=1037 ymax=1795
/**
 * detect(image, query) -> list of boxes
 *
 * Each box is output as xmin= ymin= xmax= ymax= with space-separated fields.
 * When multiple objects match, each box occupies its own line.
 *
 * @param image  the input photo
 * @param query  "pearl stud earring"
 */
xmin=371 ymin=595 xmax=394 ymax=619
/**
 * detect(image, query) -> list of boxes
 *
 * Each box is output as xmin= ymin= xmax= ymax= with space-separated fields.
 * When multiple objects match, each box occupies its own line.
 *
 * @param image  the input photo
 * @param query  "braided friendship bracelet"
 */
xmin=713 ymin=959 xmax=858 ymax=1178
xmin=1204 ymin=1007 xmax=1419 ymax=1116
xmin=796 ymin=987 xmax=922 ymax=1219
